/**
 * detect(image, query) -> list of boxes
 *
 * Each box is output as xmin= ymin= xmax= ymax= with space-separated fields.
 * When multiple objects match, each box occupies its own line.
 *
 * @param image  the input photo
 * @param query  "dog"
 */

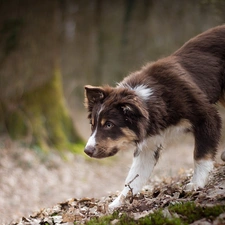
xmin=84 ymin=24 xmax=225 ymax=209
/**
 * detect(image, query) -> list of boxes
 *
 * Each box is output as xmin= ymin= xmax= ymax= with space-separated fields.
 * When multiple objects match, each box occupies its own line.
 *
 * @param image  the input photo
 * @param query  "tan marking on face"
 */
xmin=100 ymin=118 xmax=106 ymax=126
xmin=95 ymin=128 xmax=137 ymax=156
xmin=98 ymin=136 xmax=136 ymax=155
xmin=91 ymin=117 xmax=94 ymax=126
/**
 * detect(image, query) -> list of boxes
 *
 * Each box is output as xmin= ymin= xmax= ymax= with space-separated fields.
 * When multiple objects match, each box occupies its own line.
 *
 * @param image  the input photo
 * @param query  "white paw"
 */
xmin=185 ymin=182 xmax=205 ymax=192
xmin=185 ymin=182 xmax=198 ymax=191
xmin=108 ymin=195 xmax=125 ymax=211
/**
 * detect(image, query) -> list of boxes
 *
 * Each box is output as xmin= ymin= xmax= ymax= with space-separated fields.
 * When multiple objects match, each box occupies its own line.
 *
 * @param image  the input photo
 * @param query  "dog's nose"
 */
xmin=84 ymin=146 xmax=95 ymax=157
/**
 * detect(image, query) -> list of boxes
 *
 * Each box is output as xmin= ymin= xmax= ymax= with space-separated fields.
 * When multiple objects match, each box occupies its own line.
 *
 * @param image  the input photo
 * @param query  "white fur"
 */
xmin=85 ymin=105 xmax=104 ymax=149
xmin=109 ymin=137 xmax=157 ymax=209
xmin=117 ymin=83 xmax=153 ymax=101
xmin=133 ymin=85 xmax=153 ymax=100
xmin=185 ymin=159 xmax=214 ymax=191
xmin=98 ymin=105 xmax=105 ymax=115
xmin=85 ymin=129 xmax=96 ymax=148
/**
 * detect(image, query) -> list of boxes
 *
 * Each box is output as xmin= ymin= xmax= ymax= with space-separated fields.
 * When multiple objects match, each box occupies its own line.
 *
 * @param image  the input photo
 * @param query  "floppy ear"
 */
xmin=85 ymin=85 xmax=105 ymax=104
xmin=121 ymin=103 xmax=148 ymax=121
xmin=120 ymin=103 xmax=149 ymax=141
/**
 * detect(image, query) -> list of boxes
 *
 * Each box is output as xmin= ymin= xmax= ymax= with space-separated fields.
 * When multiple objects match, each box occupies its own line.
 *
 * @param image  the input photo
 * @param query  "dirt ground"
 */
xmin=0 ymin=129 xmax=224 ymax=225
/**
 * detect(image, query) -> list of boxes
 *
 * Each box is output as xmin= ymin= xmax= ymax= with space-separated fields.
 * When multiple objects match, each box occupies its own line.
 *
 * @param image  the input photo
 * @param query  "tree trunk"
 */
xmin=0 ymin=0 xmax=83 ymax=151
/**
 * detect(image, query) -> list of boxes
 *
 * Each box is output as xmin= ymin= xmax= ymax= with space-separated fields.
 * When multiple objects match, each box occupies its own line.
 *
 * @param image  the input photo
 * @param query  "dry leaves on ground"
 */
xmin=12 ymin=164 xmax=225 ymax=225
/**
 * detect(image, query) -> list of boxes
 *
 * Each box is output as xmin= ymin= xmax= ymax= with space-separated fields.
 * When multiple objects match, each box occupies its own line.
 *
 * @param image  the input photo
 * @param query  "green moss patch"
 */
xmin=168 ymin=202 xmax=225 ymax=224
xmin=86 ymin=202 xmax=225 ymax=225
xmin=1 ymin=67 xmax=83 ymax=152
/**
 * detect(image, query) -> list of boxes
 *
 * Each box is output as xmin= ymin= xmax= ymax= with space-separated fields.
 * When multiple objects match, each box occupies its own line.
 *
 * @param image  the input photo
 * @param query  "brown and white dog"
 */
xmin=84 ymin=25 xmax=225 ymax=209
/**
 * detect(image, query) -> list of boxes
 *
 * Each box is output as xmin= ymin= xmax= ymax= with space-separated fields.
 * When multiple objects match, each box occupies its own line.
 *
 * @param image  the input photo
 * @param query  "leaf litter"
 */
xmin=12 ymin=163 xmax=225 ymax=225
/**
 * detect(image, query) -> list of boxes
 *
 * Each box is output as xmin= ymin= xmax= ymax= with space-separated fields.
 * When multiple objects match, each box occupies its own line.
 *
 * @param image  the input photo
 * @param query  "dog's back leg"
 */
xmin=186 ymin=107 xmax=221 ymax=190
xmin=109 ymin=140 xmax=162 ymax=209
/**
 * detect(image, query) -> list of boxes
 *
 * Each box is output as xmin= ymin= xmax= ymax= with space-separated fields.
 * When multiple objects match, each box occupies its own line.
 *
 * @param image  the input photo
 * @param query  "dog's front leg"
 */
xmin=109 ymin=144 xmax=161 ymax=210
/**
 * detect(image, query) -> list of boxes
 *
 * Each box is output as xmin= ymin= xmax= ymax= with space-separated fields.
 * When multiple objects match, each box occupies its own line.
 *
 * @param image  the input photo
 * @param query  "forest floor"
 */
xmin=0 ymin=132 xmax=224 ymax=224
xmin=12 ymin=164 xmax=225 ymax=225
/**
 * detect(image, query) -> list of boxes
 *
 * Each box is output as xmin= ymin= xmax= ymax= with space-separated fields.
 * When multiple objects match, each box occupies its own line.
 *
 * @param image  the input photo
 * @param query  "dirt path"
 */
xmin=0 ymin=134 xmax=224 ymax=224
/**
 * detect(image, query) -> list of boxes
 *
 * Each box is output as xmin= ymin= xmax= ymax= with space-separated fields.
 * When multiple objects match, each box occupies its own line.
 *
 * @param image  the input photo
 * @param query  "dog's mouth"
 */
xmin=84 ymin=146 xmax=119 ymax=158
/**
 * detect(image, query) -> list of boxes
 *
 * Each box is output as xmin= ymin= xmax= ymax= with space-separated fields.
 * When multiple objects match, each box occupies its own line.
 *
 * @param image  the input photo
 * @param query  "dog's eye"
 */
xmin=104 ymin=121 xmax=114 ymax=129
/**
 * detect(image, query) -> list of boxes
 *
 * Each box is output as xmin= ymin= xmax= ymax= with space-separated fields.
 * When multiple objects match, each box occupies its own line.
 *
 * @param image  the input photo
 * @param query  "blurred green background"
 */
xmin=0 ymin=0 xmax=225 ymax=150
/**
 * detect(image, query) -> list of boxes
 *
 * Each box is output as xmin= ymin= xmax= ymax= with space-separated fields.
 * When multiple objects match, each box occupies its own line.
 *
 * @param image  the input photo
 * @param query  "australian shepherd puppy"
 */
xmin=84 ymin=25 xmax=225 ymax=209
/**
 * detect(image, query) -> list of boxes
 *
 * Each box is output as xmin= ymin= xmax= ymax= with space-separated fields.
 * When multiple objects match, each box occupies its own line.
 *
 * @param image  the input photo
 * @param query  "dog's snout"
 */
xmin=84 ymin=146 xmax=95 ymax=157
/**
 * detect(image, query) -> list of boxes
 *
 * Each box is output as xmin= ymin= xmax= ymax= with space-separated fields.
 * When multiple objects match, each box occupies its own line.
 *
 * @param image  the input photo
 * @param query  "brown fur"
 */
xmin=84 ymin=25 xmax=225 ymax=208
xmin=84 ymin=25 xmax=225 ymax=161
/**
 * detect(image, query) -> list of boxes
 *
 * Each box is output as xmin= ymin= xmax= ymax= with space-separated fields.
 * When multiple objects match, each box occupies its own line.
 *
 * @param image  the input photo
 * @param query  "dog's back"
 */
xmin=173 ymin=25 xmax=225 ymax=104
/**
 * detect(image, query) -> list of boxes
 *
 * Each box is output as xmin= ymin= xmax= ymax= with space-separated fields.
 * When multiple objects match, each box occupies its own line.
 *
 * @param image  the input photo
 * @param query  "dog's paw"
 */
xmin=108 ymin=194 xmax=125 ymax=211
xmin=185 ymin=182 xmax=198 ymax=191
xmin=185 ymin=182 xmax=204 ymax=192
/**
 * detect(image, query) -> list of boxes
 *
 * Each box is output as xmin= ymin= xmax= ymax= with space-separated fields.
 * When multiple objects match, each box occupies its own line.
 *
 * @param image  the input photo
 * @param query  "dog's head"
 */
xmin=84 ymin=85 xmax=149 ymax=158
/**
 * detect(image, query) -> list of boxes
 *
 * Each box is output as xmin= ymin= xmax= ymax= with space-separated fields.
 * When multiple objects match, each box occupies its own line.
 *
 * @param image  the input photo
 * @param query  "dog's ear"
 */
xmin=85 ymin=85 xmax=106 ymax=104
xmin=121 ymin=103 xmax=148 ymax=120
xmin=120 ymin=103 xmax=149 ymax=141
xmin=85 ymin=85 xmax=107 ymax=119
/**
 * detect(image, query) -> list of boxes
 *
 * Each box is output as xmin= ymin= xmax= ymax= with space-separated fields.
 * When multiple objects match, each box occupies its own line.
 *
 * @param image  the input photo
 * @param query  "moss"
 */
xmin=86 ymin=210 xmax=182 ymax=225
xmin=86 ymin=212 xmax=121 ymax=225
xmin=2 ymin=108 xmax=27 ymax=139
xmin=168 ymin=202 xmax=225 ymax=224
xmin=140 ymin=211 xmax=182 ymax=225
xmin=24 ymin=67 xmax=84 ymax=151
xmin=1 ymin=66 xmax=84 ymax=152
xmin=86 ymin=202 xmax=225 ymax=225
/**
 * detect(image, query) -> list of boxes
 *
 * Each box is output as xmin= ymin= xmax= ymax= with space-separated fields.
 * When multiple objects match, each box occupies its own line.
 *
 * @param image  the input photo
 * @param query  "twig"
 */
xmin=125 ymin=174 xmax=139 ymax=203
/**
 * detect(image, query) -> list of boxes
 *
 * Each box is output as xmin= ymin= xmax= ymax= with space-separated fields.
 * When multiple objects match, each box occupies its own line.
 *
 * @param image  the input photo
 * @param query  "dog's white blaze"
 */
xmin=86 ymin=105 xmax=103 ymax=149
xmin=190 ymin=159 xmax=214 ymax=189
xmin=98 ymin=105 xmax=105 ymax=116
xmin=133 ymin=85 xmax=153 ymax=100
xmin=85 ymin=129 xmax=97 ymax=148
